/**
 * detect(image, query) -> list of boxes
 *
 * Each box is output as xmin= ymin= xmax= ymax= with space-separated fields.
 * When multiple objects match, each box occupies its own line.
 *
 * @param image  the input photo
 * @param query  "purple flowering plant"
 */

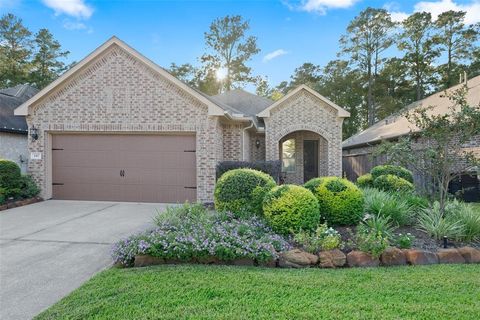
xmin=112 ymin=203 xmax=290 ymax=266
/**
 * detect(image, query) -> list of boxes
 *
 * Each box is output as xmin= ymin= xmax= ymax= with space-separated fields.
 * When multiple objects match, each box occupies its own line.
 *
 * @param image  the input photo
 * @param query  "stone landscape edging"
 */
xmin=0 ymin=197 xmax=43 ymax=211
xmin=130 ymin=246 xmax=480 ymax=268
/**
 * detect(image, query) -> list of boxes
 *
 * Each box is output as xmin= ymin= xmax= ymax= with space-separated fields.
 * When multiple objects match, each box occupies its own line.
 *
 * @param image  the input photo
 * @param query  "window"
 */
xmin=282 ymin=139 xmax=296 ymax=172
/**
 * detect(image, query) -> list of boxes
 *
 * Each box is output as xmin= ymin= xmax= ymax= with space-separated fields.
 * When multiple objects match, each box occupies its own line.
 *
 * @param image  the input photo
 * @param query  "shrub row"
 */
xmin=214 ymin=168 xmax=365 ymax=234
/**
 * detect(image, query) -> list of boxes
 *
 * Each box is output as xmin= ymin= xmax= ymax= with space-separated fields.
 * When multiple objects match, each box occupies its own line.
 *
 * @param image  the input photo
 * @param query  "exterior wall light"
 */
xmin=30 ymin=125 xmax=39 ymax=141
xmin=255 ymin=139 xmax=261 ymax=149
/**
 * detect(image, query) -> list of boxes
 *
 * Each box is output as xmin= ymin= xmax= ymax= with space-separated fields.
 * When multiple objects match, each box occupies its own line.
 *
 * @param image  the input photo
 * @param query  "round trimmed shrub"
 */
xmin=214 ymin=168 xmax=276 ymax=217
xmin=305 ymin=176 xmax=364 ymax=226
xmin=0 ymin=159 xmax=21 ymax=189
xmin=262 ymin=184 xmax=320 ymax=235
xmin=371 ymin=165 xmax=413 ymax=183
xmin=373 ymin=174 xmax=415 ymax=193
xmin=356 ymin=173 xmax=374 ymax=188
xmin=303 ymin=177 xmax=323 ymax=193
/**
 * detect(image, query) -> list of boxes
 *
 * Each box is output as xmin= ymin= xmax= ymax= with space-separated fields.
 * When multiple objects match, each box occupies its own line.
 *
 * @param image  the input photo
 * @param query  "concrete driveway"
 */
xmin=0 ymin=200 xmax=164 ymax=320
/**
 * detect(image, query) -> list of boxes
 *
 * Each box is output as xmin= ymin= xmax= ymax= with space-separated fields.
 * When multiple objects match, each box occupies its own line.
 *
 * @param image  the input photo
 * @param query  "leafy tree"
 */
xmin=275 ymin=80 xmax=289 ymax=95
xmin=289 ymin=62 xmax=322 ymax=88
xmin=316 ymin=60 xmax=364 ymax=139
xmin=0 ymin=13 xmax=33 ymax=88
xmin=339 ymin=8 xmax=395 ymax=126
xmin=256 ymin=76 xmax=270 ymax=97
xmin=375 ymin=85 xmax=480 ymax=213
xmin=195 ymin=67 xmax=222 ymax=96
xmin=201 ymin=15 xmax=260 ymax=92
xmin=467 ymin=47 xmax=480 ymax=78
xmin=374 ymin=57 xmax=415 ymax=119
xmin=30 ymin=28 xmax=70 ymax=89
xmin=398 ymin=12 xmax=440 ymax=100
xmin=434 ymin=11 xmax=478 ymax=88
xmin=168 ymin=62 xmax=198 ymax=87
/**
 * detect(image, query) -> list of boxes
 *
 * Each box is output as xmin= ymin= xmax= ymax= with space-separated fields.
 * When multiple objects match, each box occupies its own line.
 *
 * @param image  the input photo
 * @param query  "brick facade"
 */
xmin=23 ymin=39 xmax=346 ymax=203
xmin=26 ymin=44 xmax=222 ymax=202
xmin=249 ymin=133 xmax=266 ymax=162
xmin=264 ymin=90 xmax=344 ymax=180
xmin=222 ymin=124 xmax=245 ymax=161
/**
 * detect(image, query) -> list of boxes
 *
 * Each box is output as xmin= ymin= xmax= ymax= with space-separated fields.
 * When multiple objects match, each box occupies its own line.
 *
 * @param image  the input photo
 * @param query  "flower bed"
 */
xmin=112 ymin=204 xmax=290 ymax=267
xmin=112 ymin=165 xmax=480 ymax=270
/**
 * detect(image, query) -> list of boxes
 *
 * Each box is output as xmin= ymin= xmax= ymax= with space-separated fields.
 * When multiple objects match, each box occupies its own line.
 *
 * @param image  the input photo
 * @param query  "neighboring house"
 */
xmin=342 ymin=76 xmax=480 ymax=202
xmin=14 ymin=37 xmax=349 ymax=203
xmin=0 ymin=84 xmax=39 ymax=172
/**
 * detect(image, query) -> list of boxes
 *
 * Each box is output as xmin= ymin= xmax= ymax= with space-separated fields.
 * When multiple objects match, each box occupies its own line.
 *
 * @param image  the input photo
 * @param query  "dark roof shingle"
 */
xmin=0 ymin=84 xmax=39 ymax=134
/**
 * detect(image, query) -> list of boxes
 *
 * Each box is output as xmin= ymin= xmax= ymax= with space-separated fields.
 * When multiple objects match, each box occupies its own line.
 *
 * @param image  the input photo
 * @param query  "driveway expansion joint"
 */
xmin=9 ymin=203 xmax=119 ymax=241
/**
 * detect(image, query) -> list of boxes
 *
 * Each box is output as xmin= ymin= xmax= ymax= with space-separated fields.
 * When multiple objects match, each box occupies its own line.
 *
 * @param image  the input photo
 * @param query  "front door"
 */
xmin=303 ymin=140 xmax=318 ymax=182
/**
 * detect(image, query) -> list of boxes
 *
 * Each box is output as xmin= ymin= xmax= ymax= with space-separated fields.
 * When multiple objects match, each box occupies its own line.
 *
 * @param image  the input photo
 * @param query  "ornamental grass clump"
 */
xmin=305 ymin=177 xmax=364 ymax=226
xmin=262 ymin=184 xmax=320 ymax=235
xmin=363 ymin=188 xmax=416 ymax=226
xmin=112 ymin=203 xmax=290 ymax=267
xmin=214 ymin=168 xmax=276 ymax=217
xmin=416 ymin=201 xmax=465 ymax=240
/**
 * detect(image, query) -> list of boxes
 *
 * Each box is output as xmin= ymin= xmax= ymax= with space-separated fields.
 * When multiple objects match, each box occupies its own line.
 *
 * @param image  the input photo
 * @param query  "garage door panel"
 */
xmin=120 ymin=185 xmax=195 ymax=203
xmin=53 ymin=134 xmax=196 ymax=152
xmin=121 ymin=151 xmax=196 ymax=170
xmin=122 ymin=168 xmax=196 ymax=186
xmin=52 ymin=134 xmax=196 ymax=203
xmin=53 ymin=166 xmax=123 ymax=184
xmin=53 ymin=150 xmax=123 ymax=168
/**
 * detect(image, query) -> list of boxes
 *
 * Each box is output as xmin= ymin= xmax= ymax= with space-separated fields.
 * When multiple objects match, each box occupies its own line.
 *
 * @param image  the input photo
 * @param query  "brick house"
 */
xmin=14 ymin=37 xmax=349 ymax=203
xmin=342 ymin=76 xmax=480 ymax=202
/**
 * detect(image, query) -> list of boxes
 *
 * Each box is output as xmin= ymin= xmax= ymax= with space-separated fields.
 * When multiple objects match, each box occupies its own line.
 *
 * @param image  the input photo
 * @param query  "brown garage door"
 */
xmin=52 ymin=134 xmax=196 ymax=203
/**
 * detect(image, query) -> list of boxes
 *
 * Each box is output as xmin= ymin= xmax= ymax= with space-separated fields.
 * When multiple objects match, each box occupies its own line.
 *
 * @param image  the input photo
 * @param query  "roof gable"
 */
xmin=15 ymin=37 xmax=225 ymax=116
xmin=257 ymin=85 xmax=350 ymax=118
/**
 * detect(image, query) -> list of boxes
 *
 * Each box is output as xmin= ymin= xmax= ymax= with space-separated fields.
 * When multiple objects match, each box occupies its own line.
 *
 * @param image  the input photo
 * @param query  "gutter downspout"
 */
xmin=242 ymin=120 xmax=255 ymax=161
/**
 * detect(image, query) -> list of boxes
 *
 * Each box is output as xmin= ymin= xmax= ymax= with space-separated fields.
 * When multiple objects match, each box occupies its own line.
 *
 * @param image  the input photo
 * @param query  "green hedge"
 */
xmin=371 ymin=165 xmax=413 ymax=183
xmin=305 ymin=177 xmax=364 ymax=226
xmin=373 ymin=174 xmax=415 ymax=193
xmin=214 ymin=168 xmax=276 ymax=217
xmin=0 ymin=159 xmax=21 ymax=190
xmin=356 ymin=173 xmax=374 ymax=188
xmin=262 ymin=185 xmax=320 ymax=235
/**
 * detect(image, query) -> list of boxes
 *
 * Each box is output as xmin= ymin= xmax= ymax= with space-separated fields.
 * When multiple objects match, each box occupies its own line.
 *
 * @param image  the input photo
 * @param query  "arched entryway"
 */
xmin=279 ymin=130 xmax=328 ymax=184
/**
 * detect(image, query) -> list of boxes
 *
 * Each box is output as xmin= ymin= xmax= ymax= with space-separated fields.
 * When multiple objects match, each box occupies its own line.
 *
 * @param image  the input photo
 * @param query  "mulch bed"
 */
xmin=0 ymin=197 xmax=43 ymax=211
xmin=335 ymin=225 xmax=480 ymax=252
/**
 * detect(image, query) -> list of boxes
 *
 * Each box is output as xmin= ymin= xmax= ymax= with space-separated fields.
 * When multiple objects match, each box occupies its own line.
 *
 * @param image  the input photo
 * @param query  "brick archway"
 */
xmin=266 ymin=123 xmax=341 ymax=178
xmin=273 ymin=124 xmax=333 ymax=144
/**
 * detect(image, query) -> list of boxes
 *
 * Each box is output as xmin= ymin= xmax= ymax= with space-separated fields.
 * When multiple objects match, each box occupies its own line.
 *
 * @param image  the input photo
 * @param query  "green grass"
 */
xmin=471 ymin=202 xmax=480 ymax=211
xmin=36 ymin=264 xmax=480 ymax=320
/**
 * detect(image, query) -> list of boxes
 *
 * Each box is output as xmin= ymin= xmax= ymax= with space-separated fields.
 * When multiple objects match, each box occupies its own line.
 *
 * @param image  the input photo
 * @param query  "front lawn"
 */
xmin=36 ymin=264 xmax=480 ymax=320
